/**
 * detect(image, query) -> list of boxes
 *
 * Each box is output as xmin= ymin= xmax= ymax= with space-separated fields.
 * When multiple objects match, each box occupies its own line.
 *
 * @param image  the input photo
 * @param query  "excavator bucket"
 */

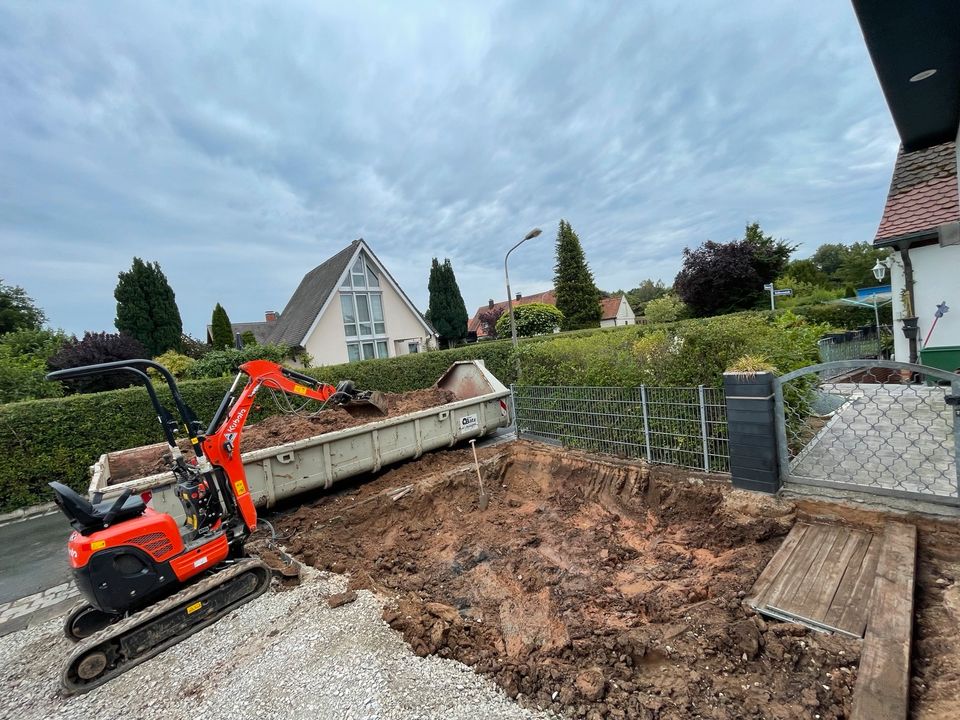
xmin=341 ymin=390 xmax=389 ymax=418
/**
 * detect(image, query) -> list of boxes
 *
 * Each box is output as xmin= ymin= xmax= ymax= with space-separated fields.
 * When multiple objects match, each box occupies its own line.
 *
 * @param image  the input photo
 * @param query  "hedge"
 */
xmin=0 ymin=311 xmax=824 ymax=511
xmin=789 ymin=302 xmax=892 ymax=329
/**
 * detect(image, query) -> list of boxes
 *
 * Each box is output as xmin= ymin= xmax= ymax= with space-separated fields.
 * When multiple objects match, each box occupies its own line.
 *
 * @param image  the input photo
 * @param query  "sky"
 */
xmin=0 ymin=1 xmax=901 ymax=337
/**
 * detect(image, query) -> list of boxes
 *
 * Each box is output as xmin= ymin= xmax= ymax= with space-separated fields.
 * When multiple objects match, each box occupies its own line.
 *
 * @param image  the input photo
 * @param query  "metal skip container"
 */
xmin=89 ymin=360 xmax=511 ymax=521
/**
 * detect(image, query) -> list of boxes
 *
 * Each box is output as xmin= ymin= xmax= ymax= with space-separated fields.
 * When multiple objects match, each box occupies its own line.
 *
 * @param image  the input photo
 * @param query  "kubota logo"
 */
xmin=226 ymin=408 xmax=247 ymax=433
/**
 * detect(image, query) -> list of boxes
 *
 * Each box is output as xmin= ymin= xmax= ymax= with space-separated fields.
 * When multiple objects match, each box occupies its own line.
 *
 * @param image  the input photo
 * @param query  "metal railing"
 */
xmin=511 ymin=384 xmax=729 ymax=472
xmin=817 ymin=328 xmax=888 ymax=364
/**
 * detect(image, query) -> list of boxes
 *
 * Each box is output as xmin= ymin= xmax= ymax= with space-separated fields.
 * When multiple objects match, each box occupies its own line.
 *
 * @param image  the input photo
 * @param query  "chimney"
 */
xmin=516 ymin=292 xmax=522 ymax=301
xmin=488 ymin=299 xmax=494 ymax=309
xmin=265 ymin=310 xmax=279 ymax=322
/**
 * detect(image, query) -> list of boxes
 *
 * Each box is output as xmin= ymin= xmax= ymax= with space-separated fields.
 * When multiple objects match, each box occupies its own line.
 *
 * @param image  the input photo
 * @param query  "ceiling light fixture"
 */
xmin=909 ymin=69 xmax=937 ymax=82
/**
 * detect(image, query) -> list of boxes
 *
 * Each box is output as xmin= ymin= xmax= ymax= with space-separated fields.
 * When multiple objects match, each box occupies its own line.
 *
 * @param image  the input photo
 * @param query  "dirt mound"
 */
xmin=276 ymin=442 xmax=862 ymax=719
xmin=107 ymin=387 xmax=457 ymax=483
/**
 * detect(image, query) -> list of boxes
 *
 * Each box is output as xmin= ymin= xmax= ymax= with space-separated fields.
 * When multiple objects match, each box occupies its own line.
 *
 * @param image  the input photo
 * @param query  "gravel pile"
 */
xmin=0 ymin=568 xmax=549 ymax=720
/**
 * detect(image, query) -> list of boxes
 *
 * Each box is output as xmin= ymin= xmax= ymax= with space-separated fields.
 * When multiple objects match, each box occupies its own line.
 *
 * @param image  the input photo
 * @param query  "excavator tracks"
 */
xmin=60 ymin=558 xmax=271 ymax=695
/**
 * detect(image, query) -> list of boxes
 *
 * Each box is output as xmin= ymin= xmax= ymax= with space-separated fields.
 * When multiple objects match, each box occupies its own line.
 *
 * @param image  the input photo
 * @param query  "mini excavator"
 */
xmin=45 ymin=359 xmax=386 ymax=694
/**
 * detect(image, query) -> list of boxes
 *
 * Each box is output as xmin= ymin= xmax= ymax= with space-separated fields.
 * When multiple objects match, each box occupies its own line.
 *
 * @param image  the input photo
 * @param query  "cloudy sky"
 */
xmin=1 ymin=1 xmax=900 ymax=337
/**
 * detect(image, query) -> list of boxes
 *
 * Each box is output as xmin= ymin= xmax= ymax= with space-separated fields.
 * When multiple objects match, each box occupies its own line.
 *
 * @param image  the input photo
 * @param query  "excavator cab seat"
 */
xmin=49 ymin=482 xmax=146 ymax=535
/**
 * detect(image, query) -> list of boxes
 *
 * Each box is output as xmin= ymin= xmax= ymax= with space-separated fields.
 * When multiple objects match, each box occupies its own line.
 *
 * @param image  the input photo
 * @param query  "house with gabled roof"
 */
xmin=852 ymin=0 xmax=959 ymax=367
xmin=232 ymin=239 xmax=436 ymax=365
xmin=467 ymin=290 xmax=636 ymax=339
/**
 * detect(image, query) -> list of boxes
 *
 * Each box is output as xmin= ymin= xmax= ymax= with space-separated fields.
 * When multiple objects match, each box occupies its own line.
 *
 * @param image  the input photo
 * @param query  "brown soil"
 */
xmin=107 ymin=387 xmax=457 ymax=483
xmin=276 ymin=442 xmax=864 ymax=719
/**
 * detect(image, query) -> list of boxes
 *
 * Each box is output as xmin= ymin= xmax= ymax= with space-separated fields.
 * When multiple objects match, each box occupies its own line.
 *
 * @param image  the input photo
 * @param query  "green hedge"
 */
xmin=789 ymin=302 xmax=892 ymax=329
xmin=0 ymin=312 xmax=824 ymax=511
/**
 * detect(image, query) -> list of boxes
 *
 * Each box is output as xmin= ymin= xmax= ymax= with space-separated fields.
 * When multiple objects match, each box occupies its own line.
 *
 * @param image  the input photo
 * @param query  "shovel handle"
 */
xmin=469 ymin=439 xmax=485 ymax=495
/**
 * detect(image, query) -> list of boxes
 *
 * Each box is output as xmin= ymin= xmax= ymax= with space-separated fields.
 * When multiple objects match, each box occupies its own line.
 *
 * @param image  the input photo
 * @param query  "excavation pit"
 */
xmin=277 ymin=441 xmax=865 ymax=719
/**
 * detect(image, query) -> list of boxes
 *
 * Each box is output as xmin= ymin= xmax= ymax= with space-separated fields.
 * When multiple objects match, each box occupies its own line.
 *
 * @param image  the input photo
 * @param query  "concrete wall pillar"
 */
xmin=723 ymin=371 xmax=781 ymax=493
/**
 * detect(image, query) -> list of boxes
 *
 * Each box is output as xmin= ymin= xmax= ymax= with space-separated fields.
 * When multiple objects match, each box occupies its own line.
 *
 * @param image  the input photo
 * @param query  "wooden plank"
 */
xmin=850 ymin=522 xmax=917 ymax=720
xmin=820 ymin=531 xmax=873 ymax=631
xmin=834 ymin=534 xmax=883 ymax=637
xmin=765 ymin=523 xmax=839 ymax=611
xmin=785 ymin=527 xmax=860 ymax=622
xmin=744 ymin=523 xmax=809 ymax=607
xmin=758 ymin=523 xmax=827 ymax=610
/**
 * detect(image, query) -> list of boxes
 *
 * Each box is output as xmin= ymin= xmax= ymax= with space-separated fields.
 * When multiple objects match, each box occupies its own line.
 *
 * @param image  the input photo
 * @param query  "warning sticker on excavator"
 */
xmin=293 ymin=384 xmax=308 ymax=396
xmin=234 ymin=480 xmax=246 ymax=495
xmin=90 ymin=540 xmax=106 ymax=550
xmin=186 ymin=601 xmax=202 ymax=615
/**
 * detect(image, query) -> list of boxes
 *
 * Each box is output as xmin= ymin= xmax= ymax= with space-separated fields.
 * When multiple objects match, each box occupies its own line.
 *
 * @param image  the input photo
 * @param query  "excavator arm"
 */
xmin=199 ymin=360 xmax=386 ymax=532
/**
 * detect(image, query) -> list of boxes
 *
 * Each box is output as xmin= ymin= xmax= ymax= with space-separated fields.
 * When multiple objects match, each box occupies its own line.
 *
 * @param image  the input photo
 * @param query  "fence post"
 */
xmin=640 ymin=384 xmax=652 ymax=462
xmin=698 ymin=385 xmax=710 ymax=472
xmin=509 ymin=384 xmax=517 ymax=431
xmin=723 ymin=371 xmax=781 ymax=493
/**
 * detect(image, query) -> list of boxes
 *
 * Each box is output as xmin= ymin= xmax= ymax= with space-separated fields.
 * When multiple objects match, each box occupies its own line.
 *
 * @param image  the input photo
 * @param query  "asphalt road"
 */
xmin=0 ymin=512 xmax=72 ymax=604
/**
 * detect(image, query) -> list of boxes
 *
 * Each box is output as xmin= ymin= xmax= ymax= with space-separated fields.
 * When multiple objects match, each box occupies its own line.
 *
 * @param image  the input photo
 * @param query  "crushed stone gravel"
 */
xmin=0 ymin=568 xmax=550 ymax=720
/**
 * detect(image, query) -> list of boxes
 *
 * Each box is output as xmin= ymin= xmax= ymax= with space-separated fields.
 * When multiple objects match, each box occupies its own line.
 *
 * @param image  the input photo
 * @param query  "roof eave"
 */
xmin=874 ymin=229 xmax=940 ymax=248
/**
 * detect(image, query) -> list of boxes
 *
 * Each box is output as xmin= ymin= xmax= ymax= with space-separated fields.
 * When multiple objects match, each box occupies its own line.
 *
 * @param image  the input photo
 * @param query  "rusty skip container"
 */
xmin=89 ymin=360 xmax=511 ymax=521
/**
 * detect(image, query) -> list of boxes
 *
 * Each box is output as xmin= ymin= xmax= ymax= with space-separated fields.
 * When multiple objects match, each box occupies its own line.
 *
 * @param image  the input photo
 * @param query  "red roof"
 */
xmin=468 ymin=290 xmax=556 ymax=336
xmin=600 ymin=296 xmax=623 ymax=320
xmin=875 ymin=142 xmax=959 ymax=243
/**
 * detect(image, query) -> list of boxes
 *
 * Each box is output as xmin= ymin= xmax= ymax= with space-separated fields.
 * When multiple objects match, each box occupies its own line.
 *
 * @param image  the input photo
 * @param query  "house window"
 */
xmin=341 ymin=253 xmax=388 ymax=361
xmin=408 ymin=342 xmax=419 ymax=354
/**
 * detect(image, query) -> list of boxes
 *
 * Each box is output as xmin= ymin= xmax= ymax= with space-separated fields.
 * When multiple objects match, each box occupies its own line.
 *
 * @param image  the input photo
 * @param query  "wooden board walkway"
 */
xmin=745 ymin=522 xmax=881 ymax=638
xmin=747 ymin=520 xmax=918 ymax=720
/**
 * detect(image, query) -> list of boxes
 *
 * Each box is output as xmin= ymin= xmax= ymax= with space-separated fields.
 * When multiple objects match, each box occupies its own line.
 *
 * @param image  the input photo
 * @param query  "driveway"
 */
xmin=789 ymin=382 xmax=958 ymax=501
xmin=0 ymin=512 xmax=71 ymax=604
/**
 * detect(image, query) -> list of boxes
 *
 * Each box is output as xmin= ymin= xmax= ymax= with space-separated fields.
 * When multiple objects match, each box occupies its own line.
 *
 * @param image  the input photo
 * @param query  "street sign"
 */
xmin=762 ymin=283 xmax=774 ymax=291
xmin=774 ymin=289 xmax=793 ymax=296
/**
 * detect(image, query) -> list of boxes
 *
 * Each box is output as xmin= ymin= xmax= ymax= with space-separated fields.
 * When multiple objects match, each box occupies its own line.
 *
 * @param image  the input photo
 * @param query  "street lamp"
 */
xmin=871 ymin=258 xmax=888 ymax=356
xmin=504 ymin=227 xmax=542 ymax=355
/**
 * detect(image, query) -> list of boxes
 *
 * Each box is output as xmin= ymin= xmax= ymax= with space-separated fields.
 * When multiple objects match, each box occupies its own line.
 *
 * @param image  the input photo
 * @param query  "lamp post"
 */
xmin=504 ymin=227 xmax=542 ymax=362
xmin=872 ymin=258 xmax=887 ymax=357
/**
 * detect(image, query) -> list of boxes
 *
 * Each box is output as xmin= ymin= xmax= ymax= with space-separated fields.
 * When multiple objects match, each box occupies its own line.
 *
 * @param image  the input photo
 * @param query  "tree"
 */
xmin=743 ymin=222 xmax=796 ymax=282
xmin=210 ymin=303 xmax=234 ymax=349
xmin=553 ymin=220 xmax=601 ymax=330
xmin=47 ymin=332 xmax=149 ymax=393
xmin=425 ymin=258 xmax=468 ymax=347
xmin=0 ymin=279 xmax=45 ymax=334
xmin=674 ymin=240 xmax=763 ymax=316
xmin=477 ymin=306 xmax=504 ymax=338
xmin=114 ymin=258 xmax=183 ymax=356
xmin=781 ymin=258 xmax=829 ymax=287
xmin=0 ymin=328 xmax=68 ymax=403
xmin=810 ymin=242 xmax=888 ymax=289
xmin=625 ymin=279 xmax=668 ymax=315
xmin=811 ymin=243 xmax=848 ymax=278
xmin=494 ymin=303 xmax=563 ymax=338
xmin=674 ymin=223 xmax=796 ymax=317
xmin=643 ymin=294 xmax=689 ymax=323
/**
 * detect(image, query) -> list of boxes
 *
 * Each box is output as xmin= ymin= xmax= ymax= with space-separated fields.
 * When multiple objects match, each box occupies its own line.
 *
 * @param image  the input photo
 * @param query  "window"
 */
xmin=407 ymin=342 xmax=419 ymax=354
xmin=341 ymin=252 xmax=389 ymax=361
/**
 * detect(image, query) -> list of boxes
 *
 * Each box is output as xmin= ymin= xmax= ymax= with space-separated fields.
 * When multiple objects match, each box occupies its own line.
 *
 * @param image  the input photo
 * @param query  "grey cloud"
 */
xmin=1 ymin=0 xmax=898 ymax=337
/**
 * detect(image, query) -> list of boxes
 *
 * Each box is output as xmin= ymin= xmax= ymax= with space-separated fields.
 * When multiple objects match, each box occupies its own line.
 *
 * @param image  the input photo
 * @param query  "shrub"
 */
xmin=643 ymin=294 xmax=689 ymax=323
xmin=47 ymin=332 xmax=149 ymax=393
xmin=186 ymin=344 xmax=291 ymax=379
xmin=151 ymin=350 xmax=196 ymax=379
xmin=494 ymin=303 xmax=563 ymax=338
xmin=0 ymin=328 xmax=68 ymax=403
xmin=241 ymin=330 xmax=257 ymax=346
xmin=179 ymin=333 xmax=211 ymax=359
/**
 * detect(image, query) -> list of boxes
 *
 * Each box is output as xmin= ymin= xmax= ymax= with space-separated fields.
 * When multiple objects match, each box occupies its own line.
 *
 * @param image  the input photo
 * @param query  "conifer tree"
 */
xmin=114 ymin=258 xmax=183 ymax=355
xmin=210 ymin=303 xmax=234 ymax=349
xmin=553 ymin=220 xmax=601 ymax=330
xmin=425 ymin=258 xmax=468 ymax=347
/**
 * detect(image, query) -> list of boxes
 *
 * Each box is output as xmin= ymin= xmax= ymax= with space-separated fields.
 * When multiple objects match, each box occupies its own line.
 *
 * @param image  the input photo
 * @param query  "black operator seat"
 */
xmin=49 ymin=482 xmax=146 ymax=535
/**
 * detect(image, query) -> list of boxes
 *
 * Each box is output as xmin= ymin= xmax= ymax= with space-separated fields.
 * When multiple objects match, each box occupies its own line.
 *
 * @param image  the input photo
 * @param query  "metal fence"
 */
xmin=511 ymin=384 xmax=729 ymax=472
xmin=817 ymin=328 xmax=888 ymax=365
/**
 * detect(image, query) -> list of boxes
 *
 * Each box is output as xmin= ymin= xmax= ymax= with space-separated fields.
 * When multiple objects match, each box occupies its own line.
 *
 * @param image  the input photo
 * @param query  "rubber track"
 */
xmin=60 ymin=558 xmax=271 ymax=695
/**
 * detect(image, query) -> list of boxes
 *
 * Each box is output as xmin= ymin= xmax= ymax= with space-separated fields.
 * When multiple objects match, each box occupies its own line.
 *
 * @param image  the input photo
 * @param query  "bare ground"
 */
xmin=275 ymin=442 xmax=868 ymax=719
